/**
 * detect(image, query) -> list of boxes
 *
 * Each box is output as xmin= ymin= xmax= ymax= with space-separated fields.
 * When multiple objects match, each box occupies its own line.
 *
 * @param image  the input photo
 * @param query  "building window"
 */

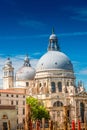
xmin=67 ymin=110 xmax=70 ymax=119
xmin=17 ymin=109 xmax=18 ymax=115
xmin=71 ymin=82 xmax=73 ymax=86
xmin=11 ymin=101 xmax=13 ymax=105
xmin=58 ymin=82 xmax=62 ymax=92
xmin=11 ymin=94 xmax=13 ymax=97
xmin=23 ymin=101 xmax=25 ymax=105
xmin=51 ymin=82 xmax=56 ymax=93
xmin=16 ymin=95 xmax=18 ymax=98
xmin=6 ymin=94 xmax=9 ymax=97
xmin=39 ymin=83 xmax=41 ymax=87
xmin=16 ymin=101 xmax=18 ymax=105
xmin=80 ymin=102 xmax=84 ymax=123
xmin=23 ymin=95 xmax=25 ymax=98
xmin=4 ymin=72 xmax=7 ymax=76
xmin=17 ymin=119 xmax=18 ymax=124
xmin=26 ymin=82 xmax=29 ymax=87
xmin=66 ymin=82 xmax=69 ymax=86
xmin=65 ymin=87 xmax=68 ymax=93
xmin=23 ymin=108 xmax=25 ymax=115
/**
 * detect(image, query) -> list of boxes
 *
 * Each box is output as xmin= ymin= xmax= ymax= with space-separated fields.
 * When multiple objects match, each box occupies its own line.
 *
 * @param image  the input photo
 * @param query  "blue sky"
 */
xmin=0 ymin=0 xmax=87 ymax=89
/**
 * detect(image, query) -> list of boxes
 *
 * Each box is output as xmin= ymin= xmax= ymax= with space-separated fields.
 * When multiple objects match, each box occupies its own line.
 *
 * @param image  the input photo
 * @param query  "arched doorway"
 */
xmin=3 ymin=122 xmax=8 ymax=130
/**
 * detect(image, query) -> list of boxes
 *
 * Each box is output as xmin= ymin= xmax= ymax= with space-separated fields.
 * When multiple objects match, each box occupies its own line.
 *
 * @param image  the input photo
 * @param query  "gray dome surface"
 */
xmin=16 ymin=66 xmax=35 ymax=80
xmin=36 ymin=51 xmax=73 ymax=71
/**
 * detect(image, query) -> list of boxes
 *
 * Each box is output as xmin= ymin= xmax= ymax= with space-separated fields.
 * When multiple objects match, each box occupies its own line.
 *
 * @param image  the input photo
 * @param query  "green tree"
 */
xmin=26 ymin=96 xmax=50 ymax=120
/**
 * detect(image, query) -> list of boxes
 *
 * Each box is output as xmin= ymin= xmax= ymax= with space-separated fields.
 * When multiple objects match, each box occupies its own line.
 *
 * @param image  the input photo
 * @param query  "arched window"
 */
xmin=58 ymin=82 xmax=62 ymax=92
xmin=51 ymin=82 xmax=56 ymax=93
xmin=80 ymin=102 xmax=84 ymax=123
xmin=53 ymin=101 xmax=63 ymax=107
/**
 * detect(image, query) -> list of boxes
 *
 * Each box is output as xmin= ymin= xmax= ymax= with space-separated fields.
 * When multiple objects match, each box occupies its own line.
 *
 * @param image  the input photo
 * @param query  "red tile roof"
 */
xmin=0 ymin=89 xmax=26 ymax=95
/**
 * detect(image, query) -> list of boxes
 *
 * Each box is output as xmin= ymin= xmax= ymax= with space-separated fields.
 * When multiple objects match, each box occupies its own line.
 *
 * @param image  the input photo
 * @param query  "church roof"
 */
xmin=36 ymin=29 xmax=73 ymax=72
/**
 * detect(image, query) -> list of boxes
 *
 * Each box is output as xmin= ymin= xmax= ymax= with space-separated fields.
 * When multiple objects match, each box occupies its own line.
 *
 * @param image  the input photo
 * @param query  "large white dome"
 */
xmin=36 ymin=51 xmax=73 ymax=71
xmin=36 ymin=29 xmax=73 ymax=72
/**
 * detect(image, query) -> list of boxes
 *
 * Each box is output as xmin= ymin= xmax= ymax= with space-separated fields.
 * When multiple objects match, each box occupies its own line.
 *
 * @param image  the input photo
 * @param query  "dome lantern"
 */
xmin=48 ymin=28 xmax=60 ymax=51
xmin=24 ymin=55 xmax=31 ymax=67
xmin=5 ymin=57 xmax=12 ymax=67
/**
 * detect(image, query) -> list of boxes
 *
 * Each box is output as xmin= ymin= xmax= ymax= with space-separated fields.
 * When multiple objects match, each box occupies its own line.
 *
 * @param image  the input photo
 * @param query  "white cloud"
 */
xmin=70 ymin=8 xmax=87 ymax=21
xmin=58 ymin=32 xmax=87 ymax=37
xmin=79 ymin=69 xmax=87 ymax=75
xmin=0 ymin=34 xmax=49 ymax=40
xmin=32 ymin=52 xmax=42 ymax=56
xmin=19 ymin=20 xmax=47 ymax=30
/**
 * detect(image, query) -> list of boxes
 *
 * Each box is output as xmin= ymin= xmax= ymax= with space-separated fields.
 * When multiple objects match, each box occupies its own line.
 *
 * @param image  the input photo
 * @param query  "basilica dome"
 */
xmin=16 ymin=55 xmax=35 ymax=80
xmin=36 ymin=29 xmax=73 ymax=72
xmin=36 ymin=51 xmax=73 ymax=71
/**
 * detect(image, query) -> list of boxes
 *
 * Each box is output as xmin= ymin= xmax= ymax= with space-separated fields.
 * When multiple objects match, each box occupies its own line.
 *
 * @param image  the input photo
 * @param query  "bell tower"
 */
xmin=3 ymin=58 xmax=14 ymax=89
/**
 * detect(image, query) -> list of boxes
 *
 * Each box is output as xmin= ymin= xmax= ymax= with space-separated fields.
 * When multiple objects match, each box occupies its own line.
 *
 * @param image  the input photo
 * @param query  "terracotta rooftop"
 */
xmin=0 ymin=89 xmax=26 ymax=95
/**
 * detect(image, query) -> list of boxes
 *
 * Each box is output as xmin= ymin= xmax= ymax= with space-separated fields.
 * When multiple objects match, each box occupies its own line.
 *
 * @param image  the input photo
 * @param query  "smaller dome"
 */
xmin=16 ymin=66 xmax=35 ymax=80
xmin=16 ymin=55 xmax=36 ymax=81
